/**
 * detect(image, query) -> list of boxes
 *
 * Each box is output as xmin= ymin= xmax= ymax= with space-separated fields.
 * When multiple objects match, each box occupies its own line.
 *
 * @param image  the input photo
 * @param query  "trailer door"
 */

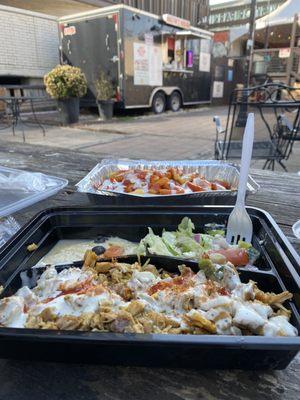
xmin=61 ymin=14 xmax=119 ymax=105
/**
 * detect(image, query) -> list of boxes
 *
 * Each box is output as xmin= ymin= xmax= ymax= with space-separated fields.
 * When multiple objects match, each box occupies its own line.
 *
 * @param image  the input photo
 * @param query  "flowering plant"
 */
xmin=44 ymin=65 xmax=87 ymax=99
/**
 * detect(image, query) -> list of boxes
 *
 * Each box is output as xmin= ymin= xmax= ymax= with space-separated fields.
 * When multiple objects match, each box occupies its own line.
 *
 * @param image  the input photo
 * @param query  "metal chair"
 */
xmin=213 ymin=83 xmax=300 ymax=171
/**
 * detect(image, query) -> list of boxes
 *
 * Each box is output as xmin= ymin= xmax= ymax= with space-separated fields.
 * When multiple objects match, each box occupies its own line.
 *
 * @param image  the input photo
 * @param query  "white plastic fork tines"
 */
xmin=226 ymin=113 xmax=254 ymax=245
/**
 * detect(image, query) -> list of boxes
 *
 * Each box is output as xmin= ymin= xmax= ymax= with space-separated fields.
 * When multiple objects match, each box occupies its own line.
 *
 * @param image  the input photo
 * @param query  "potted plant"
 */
xmin=95 ymin=71 xmax=115 ymax=120
xmin=44 ymin=65 xmax=87 ymax=125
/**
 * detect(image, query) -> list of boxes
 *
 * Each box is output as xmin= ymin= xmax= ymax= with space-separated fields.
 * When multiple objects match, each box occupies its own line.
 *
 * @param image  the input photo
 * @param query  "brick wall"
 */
xmin=0 ymin=5 xmax=59 ymax=78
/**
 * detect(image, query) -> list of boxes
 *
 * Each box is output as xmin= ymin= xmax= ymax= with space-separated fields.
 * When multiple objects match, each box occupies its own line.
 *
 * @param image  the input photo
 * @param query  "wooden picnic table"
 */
xmin=0 ymin=142 xmax=299 ymax=400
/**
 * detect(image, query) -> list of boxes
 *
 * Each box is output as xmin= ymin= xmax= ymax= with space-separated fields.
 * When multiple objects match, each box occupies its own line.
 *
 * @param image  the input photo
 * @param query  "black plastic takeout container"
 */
xmin=0 ymin=205 xmax=299 ymax=369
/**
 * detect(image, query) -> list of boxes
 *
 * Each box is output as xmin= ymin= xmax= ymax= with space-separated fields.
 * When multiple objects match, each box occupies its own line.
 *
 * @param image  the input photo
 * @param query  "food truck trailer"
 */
xmin=59 ymin=5 xmax=213 ymax=113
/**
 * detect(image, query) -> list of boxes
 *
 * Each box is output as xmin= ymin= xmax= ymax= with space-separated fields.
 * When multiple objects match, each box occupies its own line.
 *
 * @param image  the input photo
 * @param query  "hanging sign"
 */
xmin=212 ymin=81 xmax=224 ymax=98
xmin=162 ymin=14 xmax=191 ymax=29
xmin=199 ymin=39 xmax=211 ymax=72
xmin=144 ymin=33 xmax=153 ymax=46
xmin=279 ymin=48 xmax=291 ymax=58
xmin=64 ymin=26 xmax=76 ymax=36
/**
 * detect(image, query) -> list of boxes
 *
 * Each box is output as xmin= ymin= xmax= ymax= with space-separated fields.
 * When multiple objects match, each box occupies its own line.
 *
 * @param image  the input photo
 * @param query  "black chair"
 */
xmin=213 ymin=83 xmax=300 ymax=171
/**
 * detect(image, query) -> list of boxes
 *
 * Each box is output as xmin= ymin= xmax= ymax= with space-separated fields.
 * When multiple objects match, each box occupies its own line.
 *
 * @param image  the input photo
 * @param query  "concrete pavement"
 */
xmin=0 ymin=106 xmax=299 ymax=171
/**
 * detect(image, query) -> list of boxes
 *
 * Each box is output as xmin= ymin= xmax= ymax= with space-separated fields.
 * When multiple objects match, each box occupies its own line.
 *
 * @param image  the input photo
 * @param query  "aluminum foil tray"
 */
xmin=76 ymin=159 xmax=259 ymax=200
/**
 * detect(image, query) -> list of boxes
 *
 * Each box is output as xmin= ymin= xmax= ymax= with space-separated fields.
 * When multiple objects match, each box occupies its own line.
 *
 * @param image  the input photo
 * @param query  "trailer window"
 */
xmin=162 ymin=34 xmax=206 ymax=73
xmin=187 ymin=39 xmax=200 ymax=57
xmin=175 ymin=38 xmax=185 ymax=69
xmin=163 ymin=35 xmax=186 ymax=71
xmin=167 ymin=37 xmax=175 ymax=63
xmin=186 ymin=39 xmax=201 ymax=68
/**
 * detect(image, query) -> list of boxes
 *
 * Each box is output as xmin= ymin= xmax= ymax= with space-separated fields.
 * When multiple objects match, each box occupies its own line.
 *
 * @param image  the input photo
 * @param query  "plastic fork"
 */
xmin=226 ymin=113 xmax=254 ymax=245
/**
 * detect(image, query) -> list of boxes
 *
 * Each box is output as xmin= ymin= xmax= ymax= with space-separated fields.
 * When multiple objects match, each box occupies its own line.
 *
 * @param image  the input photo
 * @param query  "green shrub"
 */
xmin=44 ymin=65 xmax=87 ymax=99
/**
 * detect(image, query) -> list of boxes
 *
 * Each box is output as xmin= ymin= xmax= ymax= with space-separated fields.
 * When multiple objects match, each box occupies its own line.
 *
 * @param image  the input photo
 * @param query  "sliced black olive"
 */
xmin=94 ymin=236 xmax=109 ymax=244
xmin=92 ymin=245 xmax=106 ymax=255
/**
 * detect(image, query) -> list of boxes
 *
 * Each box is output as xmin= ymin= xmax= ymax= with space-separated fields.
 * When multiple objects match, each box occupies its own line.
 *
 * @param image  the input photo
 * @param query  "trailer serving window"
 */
xmin=162 ymin=34 xmax=186 ymax=71
xmin=162 ymin=30 xmax=206 ymax=73
xmin=167 ymin=37 xmax=175 ymax=64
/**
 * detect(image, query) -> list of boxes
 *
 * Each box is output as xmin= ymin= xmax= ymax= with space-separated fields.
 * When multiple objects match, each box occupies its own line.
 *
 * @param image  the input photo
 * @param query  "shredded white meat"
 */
xmin=0 ymin=260 xmax=297 ymax=337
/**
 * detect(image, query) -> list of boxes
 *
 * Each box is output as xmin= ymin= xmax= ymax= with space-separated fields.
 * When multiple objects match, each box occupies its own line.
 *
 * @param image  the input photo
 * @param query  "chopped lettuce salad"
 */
xmin=138 ymin=217 xmax=259 ymax=267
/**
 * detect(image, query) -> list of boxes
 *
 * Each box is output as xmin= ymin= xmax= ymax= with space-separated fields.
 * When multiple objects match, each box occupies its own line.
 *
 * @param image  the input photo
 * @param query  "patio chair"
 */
xmin=213 ymin=83 xmax=300 ymax=171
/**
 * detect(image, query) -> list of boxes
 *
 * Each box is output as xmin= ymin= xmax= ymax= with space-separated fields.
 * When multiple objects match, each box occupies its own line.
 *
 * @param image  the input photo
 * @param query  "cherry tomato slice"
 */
xmin=103 ymin=245 xmax=124 ymax=258
xmin=209 ymin=248 xmax=249 ymax=266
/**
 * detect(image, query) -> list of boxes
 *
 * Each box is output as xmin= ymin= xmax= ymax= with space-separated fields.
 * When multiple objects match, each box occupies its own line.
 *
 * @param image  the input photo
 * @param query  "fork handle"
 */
xmin=236 ymin=113 xmax=254 ymax=207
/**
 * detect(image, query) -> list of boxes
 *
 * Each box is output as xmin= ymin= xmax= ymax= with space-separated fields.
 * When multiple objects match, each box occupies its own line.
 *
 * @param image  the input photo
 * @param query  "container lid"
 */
xmin=0 ymin=165 xmax=68 ymax=218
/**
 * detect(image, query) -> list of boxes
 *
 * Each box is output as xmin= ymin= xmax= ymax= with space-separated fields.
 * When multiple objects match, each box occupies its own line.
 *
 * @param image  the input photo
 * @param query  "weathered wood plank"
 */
xmin=0 ymin=142 xmax=99 ymax=186
xmin=2 ymin=142 xmax=298 ymax=251
xmin=1 ymin=142 xmax=300 ymax=400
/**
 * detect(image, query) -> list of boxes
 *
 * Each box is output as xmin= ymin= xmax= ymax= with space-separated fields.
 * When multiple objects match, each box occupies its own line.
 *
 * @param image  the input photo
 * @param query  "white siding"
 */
xmin=0 ymin=5 xmax=59 ymax=78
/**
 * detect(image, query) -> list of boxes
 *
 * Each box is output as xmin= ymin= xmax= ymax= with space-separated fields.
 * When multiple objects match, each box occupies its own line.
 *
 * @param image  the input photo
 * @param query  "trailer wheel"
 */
xmin=152 ymin=92 xmax=166 ymax=114
xmin=167 ymin=91 xmax=182 ymax=112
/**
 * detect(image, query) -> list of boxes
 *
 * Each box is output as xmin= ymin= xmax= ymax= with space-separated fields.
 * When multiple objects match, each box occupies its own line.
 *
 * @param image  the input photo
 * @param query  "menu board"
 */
xmin=133 ymin=43 xmax=149 ymax=85
xmin=133 ymin=42 xmax=162 ymax=86
xmin=149 ymin=46 xmax=162 ymax=86
xmin=212 ymin=81 xmax=224 ymax=98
